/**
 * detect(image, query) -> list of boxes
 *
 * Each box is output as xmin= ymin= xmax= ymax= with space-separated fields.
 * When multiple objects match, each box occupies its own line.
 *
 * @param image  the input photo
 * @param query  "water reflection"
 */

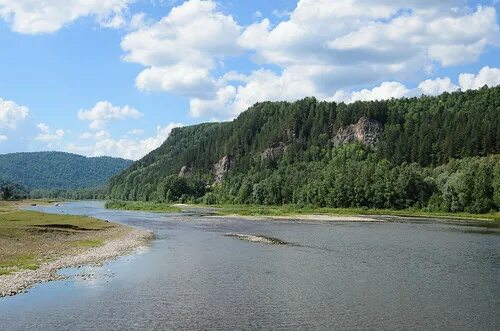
xmin=1 ymin=201 xmax=499 ymax=330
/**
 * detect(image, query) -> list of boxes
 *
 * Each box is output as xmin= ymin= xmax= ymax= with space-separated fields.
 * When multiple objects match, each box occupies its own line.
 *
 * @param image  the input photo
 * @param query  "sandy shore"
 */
xmin=0 ymin=227 xmax=153 ymax=297
xmin=210 ymin=213 xmax=382 ymax=222
xmin=270 ymin=214 xmax=381 ymax=222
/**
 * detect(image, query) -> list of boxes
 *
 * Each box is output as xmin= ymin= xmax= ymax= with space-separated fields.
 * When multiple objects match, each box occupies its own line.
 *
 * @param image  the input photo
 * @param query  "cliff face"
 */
xmin=213 ymin=155 xmax=233 ymax=185
xmin=178 ymin=165 xmax=189 ymax=177
xmin=261 ymin=142 xmax=287 ymax=162
xmin=333 ymin=117 xmax=382 ymax=147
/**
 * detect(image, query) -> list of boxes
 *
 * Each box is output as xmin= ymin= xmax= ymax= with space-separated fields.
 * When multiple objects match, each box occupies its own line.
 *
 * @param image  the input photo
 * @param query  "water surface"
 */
xmin=1 ymin=201 xmax=499 ymax=330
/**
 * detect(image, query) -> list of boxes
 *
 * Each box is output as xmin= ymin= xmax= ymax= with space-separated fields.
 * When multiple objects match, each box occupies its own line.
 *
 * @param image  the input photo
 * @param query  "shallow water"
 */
xmin=1 ymin=201 xmax=499 ymax=330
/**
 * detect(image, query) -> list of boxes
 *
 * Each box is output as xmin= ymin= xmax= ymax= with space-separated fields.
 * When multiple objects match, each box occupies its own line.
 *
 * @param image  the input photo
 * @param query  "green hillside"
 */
xmin=0 ymin=152 xmax=132 ymax=190
xmin=106 ymin=86 xmax=500 ymax=213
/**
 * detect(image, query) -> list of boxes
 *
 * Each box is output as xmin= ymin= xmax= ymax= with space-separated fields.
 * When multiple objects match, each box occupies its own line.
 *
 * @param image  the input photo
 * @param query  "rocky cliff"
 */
xmin=213 ymin=155 xmax=233 ymax=185
xmin=261 ymin=142 xmax=288 ymax=162
xmin=333 ymin=117 xmax=382 ymax=147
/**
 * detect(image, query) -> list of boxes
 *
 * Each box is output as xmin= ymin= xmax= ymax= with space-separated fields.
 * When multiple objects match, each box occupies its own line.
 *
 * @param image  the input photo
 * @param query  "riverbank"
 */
xmin=210 ymin=205 xmax=500 ymax=223
xmin=105 ymin=200 xmax=181 ymax=213
xmin=104 ymin=200 xmax=500 ymax=223
xmin=0 ymin=201 xmax=153 ymax=297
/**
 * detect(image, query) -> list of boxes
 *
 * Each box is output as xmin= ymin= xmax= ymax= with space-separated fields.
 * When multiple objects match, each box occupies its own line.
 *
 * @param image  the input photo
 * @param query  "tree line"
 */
xmin=106 ymin=86 xmax=500 ymax=213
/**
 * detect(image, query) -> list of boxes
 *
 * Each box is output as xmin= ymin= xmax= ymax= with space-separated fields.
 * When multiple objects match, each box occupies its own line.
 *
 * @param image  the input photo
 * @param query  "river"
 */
xmin=1 ymin=201 xmax=499 ymax=330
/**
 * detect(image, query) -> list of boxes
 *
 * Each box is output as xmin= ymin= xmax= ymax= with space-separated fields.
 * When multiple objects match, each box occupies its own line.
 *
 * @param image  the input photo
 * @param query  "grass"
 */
xmin=200 ymin=204 xmax=500 ymax=222
xmin=0 ymin=254 xmax=40 ymax=275
xmin=105 ymin=200 xmax=181 ymax=213
xmin=105 ymin=199 xmax=500 ymax=223
xmin=72 ymin=239 xmax=104 ymax=248
xmin=0 ymin=200 xmax=122 ymax=276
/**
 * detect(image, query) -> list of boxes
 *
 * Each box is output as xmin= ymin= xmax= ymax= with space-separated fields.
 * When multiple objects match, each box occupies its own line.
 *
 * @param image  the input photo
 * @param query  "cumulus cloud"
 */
xmin=418 ymin=77 xmax=459 ymax=96
xmin=0 ymin=97 xmax=29 ymax=129
xmin=78 ymin=101 xmax=142 ymax=130
xmin=121 ymin=0 xmax=241 ymax=96
xmin=190 ymin=67 xmax=322 ymax=118
xmin=459 ymin=66 xmax=500 ymax=90
xmin=332 ymin=82 xmax=410 ymax=103
xmin=194 ymin=65 xmax=500 ymax=113
xmin=332 ymin=66 xmax=500 ymax=103
xmin=35 ymin=123 xmax=65 ymax=142
xmin=241 ymin=1 xmax=498 ymax=69
xmin=0 ymin=0 xmax=131 ymax=34
xmin=185 ymin=1 xmax=498 ymax=118
xmin=0 ymin=134 xmax=7 ymax=142
xmin=67 ymin=123 xmax=183 ymax=160
xmin=135 ymin=64 xmax=216 ymax=97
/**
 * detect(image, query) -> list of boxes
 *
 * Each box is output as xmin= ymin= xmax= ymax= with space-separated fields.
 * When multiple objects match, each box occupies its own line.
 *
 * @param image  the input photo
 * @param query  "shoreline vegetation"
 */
xmin=0 ymin=200 xmax=153 ymax=297
xmin=104 ymin=200 xmax=500 ymax=223
xmin=104 ymin=200 xmax=181 ymax=212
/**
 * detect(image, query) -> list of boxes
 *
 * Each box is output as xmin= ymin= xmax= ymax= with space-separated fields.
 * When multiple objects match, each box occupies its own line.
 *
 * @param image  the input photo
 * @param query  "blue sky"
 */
xmin=0 ymin=0 xmax=499 ymax=159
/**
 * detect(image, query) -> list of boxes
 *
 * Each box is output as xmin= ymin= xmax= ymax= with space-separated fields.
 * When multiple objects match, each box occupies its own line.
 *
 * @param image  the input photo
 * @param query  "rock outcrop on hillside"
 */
xmin=213 ymin=155 xmax=233 ymax=185
xmin=178 ymin=165 xmax=189 ymax=177
xmin=333 ymin=117 xmax=382 ymax=147
xmin=261 ymin=142 xmax=287 ymax=162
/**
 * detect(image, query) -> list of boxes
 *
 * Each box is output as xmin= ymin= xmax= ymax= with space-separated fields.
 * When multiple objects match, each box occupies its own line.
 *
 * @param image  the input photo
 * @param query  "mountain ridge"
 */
xmin=0 ymin=151 xmax=132 ymax=190
xmin=106 ymin=86 xmax=500 ymax=213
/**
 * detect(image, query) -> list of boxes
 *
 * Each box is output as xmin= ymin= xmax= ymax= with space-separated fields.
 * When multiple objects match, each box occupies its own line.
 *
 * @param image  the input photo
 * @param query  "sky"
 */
xmin=0 ymin=0 xmax=499 ymax=160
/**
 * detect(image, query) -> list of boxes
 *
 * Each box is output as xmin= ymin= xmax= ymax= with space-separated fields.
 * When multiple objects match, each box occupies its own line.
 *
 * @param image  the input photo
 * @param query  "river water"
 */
xmin=1 ymin=201 xmax=499 ymax=330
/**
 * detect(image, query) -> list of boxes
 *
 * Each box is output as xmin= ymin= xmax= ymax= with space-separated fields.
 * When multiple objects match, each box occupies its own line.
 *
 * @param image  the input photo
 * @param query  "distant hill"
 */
xmin=0 ymin=152 xmax=132 ymax=190
xmin=106 ymin=86 xmax=500 ymax=213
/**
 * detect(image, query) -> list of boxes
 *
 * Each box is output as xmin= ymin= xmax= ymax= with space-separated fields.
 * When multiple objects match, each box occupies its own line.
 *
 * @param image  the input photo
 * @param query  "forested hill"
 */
xmin=0 ymin=152 xmax=132 ymax=190
xmin=107 ymin=86 xmax=500 ymax=213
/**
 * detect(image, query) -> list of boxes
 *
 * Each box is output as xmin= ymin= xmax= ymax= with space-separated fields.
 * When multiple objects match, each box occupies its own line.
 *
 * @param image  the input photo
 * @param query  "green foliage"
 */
xmin=106 ymin=87 xmax=500 ymax=213
xmin=493 ymin=161 xmax=500 ymax=209
xmin=105 ymin=200 xmax=181 ymax=212
xmin=0 ymin=151 xmax=132 ymax=191
xmin=0 ymin=180 xmax=29 ymax=200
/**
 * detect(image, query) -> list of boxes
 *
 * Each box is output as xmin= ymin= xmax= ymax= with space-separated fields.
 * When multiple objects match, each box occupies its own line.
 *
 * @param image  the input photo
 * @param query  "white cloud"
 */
xmin=327 ymin=6 xmax=498 ymax=68
xmin=186 ymin=1 xmax=498 ymax=118
xmin=332 ymin=82 xmax=410 ymax=103
xmin=35 ymin=123 xmax=65 ymax=142
xmin=78 ymin=101 xmax=142 ymax=130
xmin=194 ymin=65 xmax=500 ymax=113
xmin=241 ymin=1 xmax=498 ymax=70
xmin=0 ymin=0 xmax=131 ymax=34
xmin=190 ymin=67 xmax=321 ymax=118
xmin=0 ymin=97 xmax=29 ymax=129
xmin=67 ymin=123 xmax=183 ymax=160
xmin=121 ymin=0 xmax=241 ymax=96
xmin=459 ymin=66 xmax=500 ymax=90
xmin=0 ymin=134 xmax=7 ymax=142
xmin=332 ymin=65 xmax=500 ymax=103
xmin=135 ymin=63 xmax=216 ymax=97
xmin=418 ymin=77 xmax=459 ymax=95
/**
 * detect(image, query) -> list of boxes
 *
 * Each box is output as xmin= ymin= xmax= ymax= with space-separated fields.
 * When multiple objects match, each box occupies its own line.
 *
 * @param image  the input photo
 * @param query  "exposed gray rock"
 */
xmin=333 ymin=116 xmax=382 ymax=147
xmin=224 ymin=233 xmax=288 ymax=245
xmin=178 ymin=165 xmax=189 ymax=177
xmin=261 ymin=142 xmax=287 ymax=162
xmin=213 ymin=155 xmax=233 ymax=185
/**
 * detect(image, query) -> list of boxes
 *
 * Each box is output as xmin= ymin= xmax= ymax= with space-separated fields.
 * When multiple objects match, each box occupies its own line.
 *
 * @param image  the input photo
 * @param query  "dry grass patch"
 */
xmin=0 ymin=201 xmax=127 ymax=276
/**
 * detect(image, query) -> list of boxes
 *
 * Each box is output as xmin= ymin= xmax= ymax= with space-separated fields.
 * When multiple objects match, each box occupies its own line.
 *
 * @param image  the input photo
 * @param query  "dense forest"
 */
xmin=107 ymin=86 xmax=500 ymax=213
xmin=0 ymin=179 xmax=29 ymax=201
xmin=0 ymin=152 xmax=132 ymax=195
